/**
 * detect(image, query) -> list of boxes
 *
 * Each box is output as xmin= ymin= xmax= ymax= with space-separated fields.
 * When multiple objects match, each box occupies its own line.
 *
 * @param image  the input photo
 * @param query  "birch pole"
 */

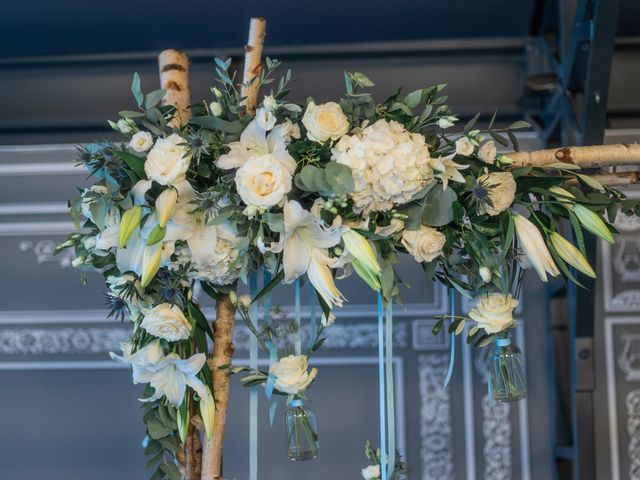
xmin=200 ymin=18 xmax=267 ymax=480
xmin=158 ymin=49 xmax=192 ymax=127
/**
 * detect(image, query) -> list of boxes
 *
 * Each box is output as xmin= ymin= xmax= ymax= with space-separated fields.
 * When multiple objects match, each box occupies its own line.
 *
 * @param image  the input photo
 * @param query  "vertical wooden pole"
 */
xmin=200 ymin=18 xmax=266 ymax=480
xmin=158 ymin=49 xmax=192 ymax=127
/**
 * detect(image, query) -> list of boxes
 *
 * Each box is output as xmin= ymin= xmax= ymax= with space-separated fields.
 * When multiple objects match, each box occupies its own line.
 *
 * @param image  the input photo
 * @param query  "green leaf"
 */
xmin=421 ymin=187 xmax=457 ymax=227
xmin=146 ymin=419 xmax=173 ymax=440
xmin=252 ymin=270 xmax=285 ymax=305
xmin=112 ymin=150 xmax=146 ymax=180
xmin=464 ymin=112 xmax=481 ymax=133
xmin=145 ymin=89 xmax=166 ymax=110
xmin=403 ymin=89 xmax=423 ymax=108
xmin=190 ymin=116 xmax=243 ymax=135
xmin=263 ymin=213 xmax=284 ymax=233
xmin=489 ymin=130 xmax=510 ymax=147
xmin=161 ymin=463 xmax=182 ymax=480
xmin=119 ymin=110 xmax=145 ymax=118
xmin=131 ymin=73 xmax=143 ymax=107
xmin=188 ymin=302 xmax=215 ymax=341
xmin=350 ymin=72 xmax=375 ymax=87
xmin=508 ymin=120 xmax=531 ymax=130
xmin=324 ymin=162 xmax=354 ymax=194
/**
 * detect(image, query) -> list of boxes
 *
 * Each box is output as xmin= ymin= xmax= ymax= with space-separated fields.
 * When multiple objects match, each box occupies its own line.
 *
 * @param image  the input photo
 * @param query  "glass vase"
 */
xmin=285 ymin=399 xmax=319 ymax=461
xmin=490 ymin=333 xmax=528 ymax=402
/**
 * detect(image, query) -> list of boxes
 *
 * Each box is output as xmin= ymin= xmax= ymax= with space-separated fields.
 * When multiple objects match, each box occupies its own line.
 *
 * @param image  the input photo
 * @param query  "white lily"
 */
xmin=429 ymin=153 xmax=468 ymax=189
xmin=513 ymin=214 xmax=560 ymax=282
xmin=110 ymin=340 xmax=208 ymax=407
xmin=282 ymin=200 xmax=345 ymax=307
xmin=216 ymin=119 xmax=296 ymax=174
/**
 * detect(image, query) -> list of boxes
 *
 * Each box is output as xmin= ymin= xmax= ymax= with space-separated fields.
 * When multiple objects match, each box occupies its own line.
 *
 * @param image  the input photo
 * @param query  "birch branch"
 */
xmin=509 ymin=143 xmax=640 ymax=168
xmin=240 ymin=17 xmax=267 ymax=115
xmin=158 ymin=49 xmax=191 ymax=128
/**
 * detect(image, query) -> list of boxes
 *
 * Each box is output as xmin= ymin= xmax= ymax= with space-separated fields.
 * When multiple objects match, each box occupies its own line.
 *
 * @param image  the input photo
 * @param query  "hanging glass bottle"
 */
xmin=285 ymin=398 xmax=319 ymax=461
xmin=490 ymin=332 xmax=528 ymax=402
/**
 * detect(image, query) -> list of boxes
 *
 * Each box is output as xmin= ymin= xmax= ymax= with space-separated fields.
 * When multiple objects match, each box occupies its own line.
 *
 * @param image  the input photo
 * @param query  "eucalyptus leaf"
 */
xmin=131 ymin=73 xmax=143 ymax=107
xmin=421 ymin=187 xmax=457 ymax=227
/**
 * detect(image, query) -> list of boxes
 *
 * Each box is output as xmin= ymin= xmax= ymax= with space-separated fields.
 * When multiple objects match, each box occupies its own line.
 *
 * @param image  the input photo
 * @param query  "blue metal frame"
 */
xmin=526 ymin=1 xmax=619 ymax=478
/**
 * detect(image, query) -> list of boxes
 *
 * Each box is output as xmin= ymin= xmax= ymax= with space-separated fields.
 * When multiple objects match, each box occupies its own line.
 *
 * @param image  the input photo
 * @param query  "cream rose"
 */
xmin=140 ymin=303 xmax=192 ymax=341
xmin=129 ymin=131 xmax=153 ymax=153
xmin=302 ymin=101 xmax=349 ymax=143
xmin=144 ymin=134 xmax=191 ymax=185
xmin=478 ymin=140 xmax=497 ymax=164
xmin=402 ymin=225 xmax=446 ymax=263
xmin=269 ymin=354 xmax=318 ymax=395
xmin=256 ymin=107 xmax=276 ymax=131
xmin=478 ymin=172 xmax=516 ymax=216
xmin=468 ymin=293 xmax=518 ymax=334
xmin=235 ymin=155 xmax=292 ymax=208
xmin=455 ymin=136 xmax=475 ymax=156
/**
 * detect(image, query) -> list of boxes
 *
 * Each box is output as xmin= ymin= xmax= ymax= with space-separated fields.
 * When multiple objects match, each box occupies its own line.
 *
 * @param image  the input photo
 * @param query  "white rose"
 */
xmin=402 ymin=225 xmax=446 ymax=263
xmin=256 ymin=107 xmax=276 ymax=131
xmin=144 ymin=135 xmax=191 ymax=185
xmin=263 ymin=94 xmax=278 ymax=111
xmin=140 ymin=303 xmax=192 ymax=341
xmin=478 ymin=140 xmax=497 ymax=164
xmin=209 ymin=101 xmax=223 ymax=117
xmin=477 ymin=172 xmax=516 ymax=216
xmin=468 ymin=293 xmax=518 ymax=334
xmin=269 ymin=354 xmax=318 ymax=395
xmin=235 ymin=156 xmax=292 ymax=208
xmin=455 ymin=136 xmax=475 ymax=156
xmin=361 ymin=465 xmax=381 ymax=480
xmin=302 ymin=101 xmax=349 ymax=143
xmin=129 ymin=131 xmax=153 ymax=152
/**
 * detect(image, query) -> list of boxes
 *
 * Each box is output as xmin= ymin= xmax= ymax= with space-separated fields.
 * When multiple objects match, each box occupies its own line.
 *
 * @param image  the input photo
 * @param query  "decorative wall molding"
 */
xmin=626 ymin=389 xmax=640 ymax=480
xmin=618 ymin=333 xmax=640 ymax=381
xmin=602 ymin=191 xmax=640 ymax=312
xmin=0 ymin=221 xmax=74 ymax=236
xmin=418 ymin=354 xmax=454 ymax=480
xmin=412 ymin=319 xmax=450 ymax=350
xmin=19 ymin=239 xmax=74 ymax=268
xmin=0 ymin=327 xmax=130 ymax=355
xmin=0 ymin=202 xmax=69 ymax=215
xmin=605 ymin=316 xmax=640 ymax=480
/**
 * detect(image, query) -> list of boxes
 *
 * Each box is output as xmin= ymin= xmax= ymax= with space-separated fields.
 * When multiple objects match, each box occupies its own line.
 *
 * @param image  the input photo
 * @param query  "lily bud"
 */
xmin=307 ymin=257 xmax=345 ymax=308
xmin=342 ymin=230 xmax=381 ymax=277
xmin=176 ymin=406 xmax=189 ymax=444
xmin=119 ymin=206 xmax=142 ymax=248
xmin=550 ymin=232 xmax=596 ymax=278
xmin=146 ymin=224 xmax=167 ymax=246
xmin=513 ymin=214 xmax=560 ymax=282
xmin=549 ymin=186 xmax=576 ymax=207
xmin=141 ymin=243 xmax=163 ymax=287
xmin=352 ymin=258 xmax=381 ymax=292
xmin=155 ymin=188 xmax=178 ymax=228
xmin=574 ymin=204 xmax=615 ymax=245
xmin=229 ymin=290 xmax=238 ymax=307
xmin=199 ymin=389 xmax=216 ymax=440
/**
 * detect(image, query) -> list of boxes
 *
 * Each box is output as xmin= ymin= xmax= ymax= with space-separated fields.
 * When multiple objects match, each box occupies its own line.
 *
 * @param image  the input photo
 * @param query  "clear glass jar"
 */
xmin=490 ymin=333 xmax=528 ymax=402
xmin=285 ymin=398 xmax=319 ymax=461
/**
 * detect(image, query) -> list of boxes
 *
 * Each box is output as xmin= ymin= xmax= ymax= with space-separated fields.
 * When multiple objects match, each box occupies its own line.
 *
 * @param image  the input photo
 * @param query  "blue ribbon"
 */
xmin=496 ymin=337 xmax=511 ymax=347
xmin=385 ymin=300 xmax=396 ymax=479
xmin=443 ymin=289 xmax=456 ymax=388
xmin=248 ymin=272 xmax=259 ymax=480
xmin=377 ymin=292 xmax=388 ymax=480
xmin=294 ymin=278 xmax=302 ymax=356
xmin=308 ymin=283 xmax=317 ymax=350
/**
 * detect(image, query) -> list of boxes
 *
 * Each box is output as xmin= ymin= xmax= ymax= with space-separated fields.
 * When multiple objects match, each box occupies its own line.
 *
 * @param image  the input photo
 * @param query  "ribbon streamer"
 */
xmin=248 ymin=272 xmax=259 ymax=480
xmin=377 ymin=292 xmax=388 ymax=480
xmin=443 ymin=289 xmax=456 ymax=388
xmin=294 ymin=278 xmax=302 ymax=356
xmin=308 ymin=282 xmax=317 ymax=350
xmin=385 ymin=300 xmax=396 ymax=479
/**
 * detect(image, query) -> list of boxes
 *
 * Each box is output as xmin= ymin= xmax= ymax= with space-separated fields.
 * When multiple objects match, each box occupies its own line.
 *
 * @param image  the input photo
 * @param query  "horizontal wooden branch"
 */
xmin=510 ymin=144 xmax=640 ymax=168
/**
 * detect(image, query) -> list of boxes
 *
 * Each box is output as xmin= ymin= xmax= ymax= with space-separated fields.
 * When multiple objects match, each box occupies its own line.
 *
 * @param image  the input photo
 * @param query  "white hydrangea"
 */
xmin=331 ymin=119 xmax=434 ymax=213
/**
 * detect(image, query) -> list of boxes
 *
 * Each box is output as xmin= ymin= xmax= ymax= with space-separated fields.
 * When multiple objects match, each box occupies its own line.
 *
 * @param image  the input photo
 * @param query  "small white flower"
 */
xmin=478 ymin=140 xmax=497 ymax=164
xmin=402 ymin=226 xmax=446 ymax=263
xmin=438 ymin=117 xmax=457 ymax=129
xmin=239 ymin=294 xmax=252 ymax=309
xmin=479 ymin=267 xmax=492 ymax=283
xmin=209 ymin=101 xmax=223 ymax=117
xmin=140 ymin=303 xmax=192 ymax=342
xmin=455 ymin=136 xmax=475 ymax=156
xmin=302 ymin=101 xmax=349 ymax=143
xmin=114 ymin=118 xmax=136 ymax=134
xmin=263 ymin=94 xmax=278 ymax=111
xmin=129 ymin=131 xmax=153 ymax=152
xmin=361 ymin=464 xmax=381 ymax=480
xmin=468 ymin=293 xmax=518 ymax=334
xmin=256 ymin=107 xmax=277 ymax=131
xmin=269 ymin=354 xmax=318 ymax=395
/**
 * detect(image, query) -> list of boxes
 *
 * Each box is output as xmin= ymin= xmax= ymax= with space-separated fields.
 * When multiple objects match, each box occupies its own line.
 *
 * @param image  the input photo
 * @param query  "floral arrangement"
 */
xmin=59 ymin=51 xmax=639 ymax=478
